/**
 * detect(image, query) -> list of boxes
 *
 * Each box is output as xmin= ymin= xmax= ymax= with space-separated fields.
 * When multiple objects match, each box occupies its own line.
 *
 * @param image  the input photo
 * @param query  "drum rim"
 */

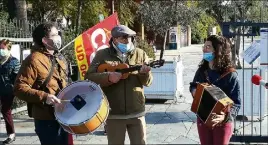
xmin=57 ymin=95 xmax=110 ymax=126
xmin=54 ymin=80 xmax=103 ymax=126
xmin=58 ymin=98 xmax=110 ymax=135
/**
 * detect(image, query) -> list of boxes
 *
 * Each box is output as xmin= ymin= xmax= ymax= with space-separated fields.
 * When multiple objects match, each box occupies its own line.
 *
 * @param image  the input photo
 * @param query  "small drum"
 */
xmin=191 ymin=83 xmax=234 ymax=128
xmin=54 ymin=81 xmax=109 ymax=135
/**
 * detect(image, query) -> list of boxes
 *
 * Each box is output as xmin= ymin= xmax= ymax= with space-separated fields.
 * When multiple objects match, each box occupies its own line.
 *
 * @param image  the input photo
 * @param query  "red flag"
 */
xmin=74 ymin=13 xmax=119 ymax=80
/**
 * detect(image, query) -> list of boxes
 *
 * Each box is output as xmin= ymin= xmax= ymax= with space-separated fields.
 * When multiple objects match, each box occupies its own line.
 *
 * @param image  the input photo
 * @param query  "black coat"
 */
xmin=0 ymin=56 xmax=20 ymax=96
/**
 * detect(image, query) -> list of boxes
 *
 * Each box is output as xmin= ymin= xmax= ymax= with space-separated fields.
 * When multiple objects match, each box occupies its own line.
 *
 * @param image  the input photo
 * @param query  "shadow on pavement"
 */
xmin=145 ymin=112 xmax=197 ymax=124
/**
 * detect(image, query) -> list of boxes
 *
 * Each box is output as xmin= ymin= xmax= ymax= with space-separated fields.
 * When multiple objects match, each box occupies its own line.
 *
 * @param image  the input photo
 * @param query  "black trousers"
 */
xmin=34 ymin=119 xmax=69 ymax=145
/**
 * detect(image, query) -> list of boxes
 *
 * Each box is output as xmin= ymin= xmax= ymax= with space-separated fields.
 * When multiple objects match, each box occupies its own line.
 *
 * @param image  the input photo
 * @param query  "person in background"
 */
xmin=0 ymin=39 xmax=20 ymax=144
xmin=85 ymin=25 xmax=152 ymax=144
xmin=189 ymin=35 xmax=241 ymax=145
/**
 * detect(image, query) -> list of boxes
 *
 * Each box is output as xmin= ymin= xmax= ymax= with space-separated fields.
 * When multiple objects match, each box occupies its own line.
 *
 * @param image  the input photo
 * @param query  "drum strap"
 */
xmin=40 ymin=57 xmax=56 ymax=90
xmin=204 ymin=68 xmax=236 ymax=84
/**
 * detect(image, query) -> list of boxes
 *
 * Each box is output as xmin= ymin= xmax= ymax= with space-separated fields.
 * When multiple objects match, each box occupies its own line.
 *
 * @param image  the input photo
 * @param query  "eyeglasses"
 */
xmin=202 ymin=45 xmax=213 ymax=49
xmin=117 ymin=36 xmax=135 ymax=43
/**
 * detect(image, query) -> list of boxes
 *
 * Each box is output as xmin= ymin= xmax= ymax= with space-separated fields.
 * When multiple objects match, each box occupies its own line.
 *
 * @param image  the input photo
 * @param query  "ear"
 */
xmin=113 ymin=38 xmax=118 ymax=45
xmin=132 ymin=36 xmax=136 ymax=44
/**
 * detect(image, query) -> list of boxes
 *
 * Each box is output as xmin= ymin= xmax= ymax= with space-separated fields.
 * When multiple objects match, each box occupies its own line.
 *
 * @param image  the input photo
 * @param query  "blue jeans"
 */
xmin=34 ymin=119 xmax=69 ymax=145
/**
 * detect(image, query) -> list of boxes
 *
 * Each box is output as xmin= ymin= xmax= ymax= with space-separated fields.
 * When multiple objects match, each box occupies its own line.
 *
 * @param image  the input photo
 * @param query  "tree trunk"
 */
xmin=75 ymin=0 xmax=83 ymax=36
xmin=7 ymin=0 xmax=16 ymax=20
xmin=111 ymin=0 xmax=115 ymax=14
xmin=234 ymin=27 xmax=242 ymax=69
xmin=163 ymin=31 xmax=168 ymax=50
xmin=14 ymin=0 xmax=29 ymax=36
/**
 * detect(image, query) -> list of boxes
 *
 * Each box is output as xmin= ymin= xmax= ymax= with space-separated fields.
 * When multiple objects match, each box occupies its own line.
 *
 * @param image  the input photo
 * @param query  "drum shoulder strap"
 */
xmin=204 ymin=68 xmax=236 ymax=84
xmin=40 ymin=57 xmax=56 ymax=90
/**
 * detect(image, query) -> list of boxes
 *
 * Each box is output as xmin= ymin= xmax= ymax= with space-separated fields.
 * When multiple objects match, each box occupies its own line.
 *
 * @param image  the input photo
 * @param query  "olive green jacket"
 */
xmin=85 ymin=44 xmax=153 ymax=115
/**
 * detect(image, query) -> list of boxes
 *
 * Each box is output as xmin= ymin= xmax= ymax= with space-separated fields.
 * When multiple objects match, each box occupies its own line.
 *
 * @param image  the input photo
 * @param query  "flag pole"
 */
xmin=59 ymin=39 xmax=76 ymax=52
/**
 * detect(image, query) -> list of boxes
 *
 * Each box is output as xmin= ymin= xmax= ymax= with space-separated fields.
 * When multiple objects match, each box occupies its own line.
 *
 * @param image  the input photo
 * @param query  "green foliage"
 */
xmin=27 ymin=0 xmax=109 ymax=32
xmin=137 ymin=1 xmax=200 ymax=37
xmin=246 ymin=1 xmax=268 ymax=22
xmin=115 ymin=0 xmax=138 ymax=26
xmin=191 ymin=13 xmax=218 ymax=44
xmin=27 ymin=0 xmax=61 ymax=21
xmin=81 ymin=1 xmax=109 ymax=31
xmin=64 ymin=0 xmax=109 ymax=32
xmin=0 ymin=9 xmax=9 ymax=21
xmin=198 ymin=0 xmax=261 ymax=28
xmin=61 ymin=29 xmax=76 ymax=64
xmin=135 ymin=36 xmax=155 ymax=59
xmin=0 ymin=11 xmax=34 ymax=38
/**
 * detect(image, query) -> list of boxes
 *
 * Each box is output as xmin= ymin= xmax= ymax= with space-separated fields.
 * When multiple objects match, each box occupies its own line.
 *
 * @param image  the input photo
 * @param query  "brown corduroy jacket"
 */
xmin=14 ymin=46 xmax=68 ymax=120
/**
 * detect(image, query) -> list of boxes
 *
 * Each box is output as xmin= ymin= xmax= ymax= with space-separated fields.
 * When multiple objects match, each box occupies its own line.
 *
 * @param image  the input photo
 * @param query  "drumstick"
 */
xmin=61 ymin=99 xmax=71 ymax=102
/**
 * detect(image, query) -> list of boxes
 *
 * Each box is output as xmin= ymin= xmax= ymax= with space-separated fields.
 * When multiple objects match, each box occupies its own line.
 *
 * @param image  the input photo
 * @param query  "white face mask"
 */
xmin=0 ymin=49 xmax=9 ymax=57
xmin=42 ymin=35 xmax=62 ymax=50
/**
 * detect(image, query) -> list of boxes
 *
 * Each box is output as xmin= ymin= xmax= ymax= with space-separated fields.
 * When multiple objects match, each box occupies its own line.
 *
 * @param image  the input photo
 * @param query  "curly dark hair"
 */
xmin=199 ymin=35 xmax=234 ymax=74
xmin=32 ymin=22 xmax=57 ymax=47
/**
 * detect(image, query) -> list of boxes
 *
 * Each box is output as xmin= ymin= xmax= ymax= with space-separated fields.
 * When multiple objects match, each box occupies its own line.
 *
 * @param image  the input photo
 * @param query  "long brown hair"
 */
xmin=199 ymin=35 xmax=234 ymax=74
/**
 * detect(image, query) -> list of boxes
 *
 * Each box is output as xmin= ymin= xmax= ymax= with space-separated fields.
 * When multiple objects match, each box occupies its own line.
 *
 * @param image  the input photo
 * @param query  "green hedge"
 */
xmin=191 ymin=13 xmax=220 ymax=44
xmin=135 ymin=36 xmax=156 ymax=60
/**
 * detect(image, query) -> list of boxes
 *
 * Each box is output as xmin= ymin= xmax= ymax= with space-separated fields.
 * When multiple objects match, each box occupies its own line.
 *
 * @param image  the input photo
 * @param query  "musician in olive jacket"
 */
xmin=85 ymin=25 xmax=153 ymax=145
xmin=0 ymin=39 xmax=20 ymax=144
xmin=189 ymin=35 xmax=241 ymax=145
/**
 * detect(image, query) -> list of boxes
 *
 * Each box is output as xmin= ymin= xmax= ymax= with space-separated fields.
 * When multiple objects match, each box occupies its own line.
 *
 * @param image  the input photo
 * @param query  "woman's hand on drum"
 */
xmin=46 ymin=94 xmax=61 ymax=105
xmin=108 ymin=72 xmax=122 ymax=83
xmin=211 ymin=111 xmax=225 ymax=127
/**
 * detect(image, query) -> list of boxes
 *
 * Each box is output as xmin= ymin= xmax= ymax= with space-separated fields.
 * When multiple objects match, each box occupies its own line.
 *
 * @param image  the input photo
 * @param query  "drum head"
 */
xmin=55 ymin=81 xmax=103 ymax=125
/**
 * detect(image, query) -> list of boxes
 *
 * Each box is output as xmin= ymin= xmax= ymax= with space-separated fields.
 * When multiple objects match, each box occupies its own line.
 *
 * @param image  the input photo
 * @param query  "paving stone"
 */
xmin=147 ymin=133 xmax=168 ymax=144
xmin=183 ymin=111 xmax=197 ymax=122
xmin=162 ymin=135 xmax=179 ymax=143
xmin=167 ymin=103 xmax=191 ymax=112
xmin=147 ymin=122 xmax=187 ymax=140
xmin=169 ymin=135 xmax=200 ymax=144
xmin=183 ymin=122 xmax=200 ymax=142
xmin=183 ymin=122 xmax=195 ymax=132
xmin=148 ymin=104 xmax=172 ymax=112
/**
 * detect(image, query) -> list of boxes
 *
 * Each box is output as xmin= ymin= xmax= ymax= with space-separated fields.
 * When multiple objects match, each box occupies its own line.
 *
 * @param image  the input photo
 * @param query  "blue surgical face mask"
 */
xmin=203 ymin=52 xmax=214 ymax=62
xmin=117 ymin=42 xmax=132 ymax=53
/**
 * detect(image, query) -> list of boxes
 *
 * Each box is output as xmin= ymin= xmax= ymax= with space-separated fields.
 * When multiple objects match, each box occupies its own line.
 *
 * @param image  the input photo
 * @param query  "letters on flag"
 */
xmin=74 ymin=13 xmax=119 ymax=80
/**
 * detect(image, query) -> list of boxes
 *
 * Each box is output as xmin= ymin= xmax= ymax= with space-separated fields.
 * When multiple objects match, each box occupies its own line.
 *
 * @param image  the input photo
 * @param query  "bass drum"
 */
xmin=54 ymin=80 xmax=109 ymax=135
